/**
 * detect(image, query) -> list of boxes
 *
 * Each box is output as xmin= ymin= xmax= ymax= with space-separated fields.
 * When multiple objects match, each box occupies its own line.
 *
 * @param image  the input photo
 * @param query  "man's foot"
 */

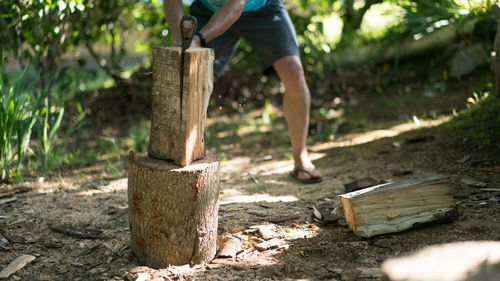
xmin=291 ymin=166 xmax=323 ymax=184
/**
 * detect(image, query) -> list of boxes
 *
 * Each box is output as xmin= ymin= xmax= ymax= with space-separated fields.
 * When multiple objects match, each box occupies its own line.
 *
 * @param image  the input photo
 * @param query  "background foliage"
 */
xmin=0 ymin=0 xmax=497 ymax=181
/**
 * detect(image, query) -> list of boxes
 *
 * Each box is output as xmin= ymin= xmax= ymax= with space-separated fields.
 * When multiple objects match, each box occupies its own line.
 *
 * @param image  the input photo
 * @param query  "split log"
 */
xmin=338 ymin=174 xmax=455 ymax=237
xmin=148 ymin=46 xmax=214 ymax=166
xmin=128 ymin=151 xmax=220 ymax=267
xmin=382 ymin=241 xmax=500 ymax=281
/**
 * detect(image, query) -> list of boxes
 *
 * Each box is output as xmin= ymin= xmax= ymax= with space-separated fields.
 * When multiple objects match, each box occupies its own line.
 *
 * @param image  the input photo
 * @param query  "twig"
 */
xmin=49 ymin=224 xmax=107 ymax=239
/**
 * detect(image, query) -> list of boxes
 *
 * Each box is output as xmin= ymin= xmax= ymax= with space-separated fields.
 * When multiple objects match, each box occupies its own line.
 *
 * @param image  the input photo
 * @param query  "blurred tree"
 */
xmin=0 ymin=0 xmax=165 ymax=85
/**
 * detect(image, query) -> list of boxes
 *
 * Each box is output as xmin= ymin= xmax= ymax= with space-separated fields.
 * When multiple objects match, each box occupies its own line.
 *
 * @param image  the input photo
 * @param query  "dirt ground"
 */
xmin=1 ymin=65 xmax=499 ymax=280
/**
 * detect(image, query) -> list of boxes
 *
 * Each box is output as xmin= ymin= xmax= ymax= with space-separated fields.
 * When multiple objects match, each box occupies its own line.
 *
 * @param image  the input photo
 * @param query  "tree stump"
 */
xmin=148 ymin=46 xmax=214 ymax=166
xmin=128 ymin=151 xmax=220 ymax=267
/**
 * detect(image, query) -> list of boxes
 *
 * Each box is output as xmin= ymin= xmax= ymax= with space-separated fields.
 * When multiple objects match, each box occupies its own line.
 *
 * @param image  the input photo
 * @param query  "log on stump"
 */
xmin=149 ymin=46 xmax=214 ymax=166
xmin=382 ymin=241 xmax=500 ymax=281
xmin=338 ymin=173 xmax=455 ymax=237
xmin=128 ymin=151 xmax=220 ymax=267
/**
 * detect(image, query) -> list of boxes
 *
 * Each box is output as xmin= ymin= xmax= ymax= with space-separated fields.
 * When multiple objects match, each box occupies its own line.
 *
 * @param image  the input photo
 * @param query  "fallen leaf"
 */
xmin=230 ymin=226 xmax=247 ymax=233
xmin=460 ymin=178 xmax=488 ymax=188
xmin=255 ymin=238 xmax=285 ymax=251
xmin=344 ymin=178 xmax=379 ymax=192
xmin=0 ymin=254 xmax=36 ymax=279
xmin=217 ymin=237 xmax=242 ymax=258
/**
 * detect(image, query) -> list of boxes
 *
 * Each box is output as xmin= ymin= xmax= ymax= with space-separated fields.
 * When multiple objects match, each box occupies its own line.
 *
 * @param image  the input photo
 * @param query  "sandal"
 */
xmin=291 ymin=167 xmax=323 ymax=184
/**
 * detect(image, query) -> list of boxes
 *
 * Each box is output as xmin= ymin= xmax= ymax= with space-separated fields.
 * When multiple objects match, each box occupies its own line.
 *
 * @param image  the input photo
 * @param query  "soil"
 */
xmin=1 ymin=59 xmax=499 ymax=281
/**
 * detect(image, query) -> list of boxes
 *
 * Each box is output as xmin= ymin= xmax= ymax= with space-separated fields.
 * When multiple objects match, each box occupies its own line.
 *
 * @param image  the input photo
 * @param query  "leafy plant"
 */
xmin=309 ymin=107 xmax=346 ymax=142
xmin=1 ymin=0 xmax=166 ymax=85
xmin=98 ymin=136 xmax=125 ymax=177
xmin=36 ymin=102 xmax=86 ymax=172
xmin=450 ymin=92 xmax=500 ymax=147
xmin=126 ymin=120 xmax=151 ymax=153
xmin=0 ymin=65 xmax=43 ymax=181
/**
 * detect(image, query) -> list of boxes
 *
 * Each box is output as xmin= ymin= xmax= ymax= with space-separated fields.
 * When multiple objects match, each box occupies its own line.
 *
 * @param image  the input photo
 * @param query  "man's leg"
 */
xmin=273 ymin=55 xmax=322 ymax=182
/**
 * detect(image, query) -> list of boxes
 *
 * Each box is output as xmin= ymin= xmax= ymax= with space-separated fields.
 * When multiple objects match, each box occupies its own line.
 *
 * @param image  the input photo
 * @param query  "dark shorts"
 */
xmin=190 ymin=0 xmax=300 ymax=78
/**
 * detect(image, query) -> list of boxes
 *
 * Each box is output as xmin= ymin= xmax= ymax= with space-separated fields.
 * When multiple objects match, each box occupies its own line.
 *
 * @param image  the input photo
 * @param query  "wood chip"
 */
xmin=216 ymin=237 xmax=242 ymax=258
xmin=255 ymin=238 xmax=285 ymax=251
xmin=0 ymin=254 xmax=36 ymax=278
xmin=229 ymin=226 xmax=247 ymax=234
xmin=49 ymin=224 xmax=106 ymax=239
xmin=312 ymin=206 xmax=323 ymax=220
xmin=257 ymin=224 xmax=278 ymax=240
xmin=461 ymin=178 xmax=488 ymax=188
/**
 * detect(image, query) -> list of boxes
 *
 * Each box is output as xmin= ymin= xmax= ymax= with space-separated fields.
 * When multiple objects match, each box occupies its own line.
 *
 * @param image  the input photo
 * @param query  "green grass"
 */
xmin=448 ymin=92 xmax=500 ymax=147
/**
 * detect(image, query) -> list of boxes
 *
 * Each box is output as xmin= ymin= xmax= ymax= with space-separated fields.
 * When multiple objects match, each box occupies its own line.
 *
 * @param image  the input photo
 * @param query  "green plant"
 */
xmin=311 ymin=107 xmax=346 ymax=142
xmin=36 ymin=102 xmax=86 ymax=172
xmin=98 ymin=136 xmax=125 ymax=177
xmin=0 ymin=65 xmax=43 ymax=181
xmin=1 ymin=0 xmax=166 ymax=85
xmin=126 ymin=120 xmax=151 ymax=153
xmin=449 ymin=92 xmax=500 ymax=147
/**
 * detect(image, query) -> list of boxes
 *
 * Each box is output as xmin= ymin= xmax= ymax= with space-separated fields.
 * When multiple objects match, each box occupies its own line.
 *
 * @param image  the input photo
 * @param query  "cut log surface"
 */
xmin=382 ymin=241 xmax=500 ymax=281
xmin=149 ymin=46 xmax=214 ymax=166
xmin=128 ymin=151 xmax=220 ymax=267
xmin=339 ymin=174 xmax=455 ymax=237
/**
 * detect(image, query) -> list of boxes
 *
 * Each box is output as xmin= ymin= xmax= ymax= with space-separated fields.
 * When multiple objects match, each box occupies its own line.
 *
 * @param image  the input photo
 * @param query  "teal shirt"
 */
xmin=200 ymin=0 xmax=266 ymax=12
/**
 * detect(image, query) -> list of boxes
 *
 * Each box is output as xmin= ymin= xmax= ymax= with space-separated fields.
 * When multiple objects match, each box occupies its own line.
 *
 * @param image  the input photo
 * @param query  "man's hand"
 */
xmin=191 ymin=35 xmax=202 ymax=47
xmin=164 ymin=0 xmax=245 ymax=47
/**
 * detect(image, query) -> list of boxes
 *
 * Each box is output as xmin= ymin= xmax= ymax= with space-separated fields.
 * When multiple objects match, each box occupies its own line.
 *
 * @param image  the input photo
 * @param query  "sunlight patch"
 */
xmin=311 ymin=115 xmax=452 ymax=151
xmin=220 ymin=193 xmax=298 ymax=205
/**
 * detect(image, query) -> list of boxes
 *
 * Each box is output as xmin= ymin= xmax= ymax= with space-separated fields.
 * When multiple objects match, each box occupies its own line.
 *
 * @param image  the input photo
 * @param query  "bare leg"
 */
xmin=273 ymin=55 xmax=322 ymax=182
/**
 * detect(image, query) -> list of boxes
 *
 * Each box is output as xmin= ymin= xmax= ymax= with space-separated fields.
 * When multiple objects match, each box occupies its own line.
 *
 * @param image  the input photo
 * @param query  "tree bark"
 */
xmin=148 ymin=46 xmax=214 ymax=166
xmin=128 ymin=151 xmax=220 ymax=267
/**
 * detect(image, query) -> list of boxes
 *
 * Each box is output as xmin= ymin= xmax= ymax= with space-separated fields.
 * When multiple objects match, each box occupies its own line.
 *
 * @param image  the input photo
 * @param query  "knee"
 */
xmin=285 ymin=58 xmax=306 ymax=82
